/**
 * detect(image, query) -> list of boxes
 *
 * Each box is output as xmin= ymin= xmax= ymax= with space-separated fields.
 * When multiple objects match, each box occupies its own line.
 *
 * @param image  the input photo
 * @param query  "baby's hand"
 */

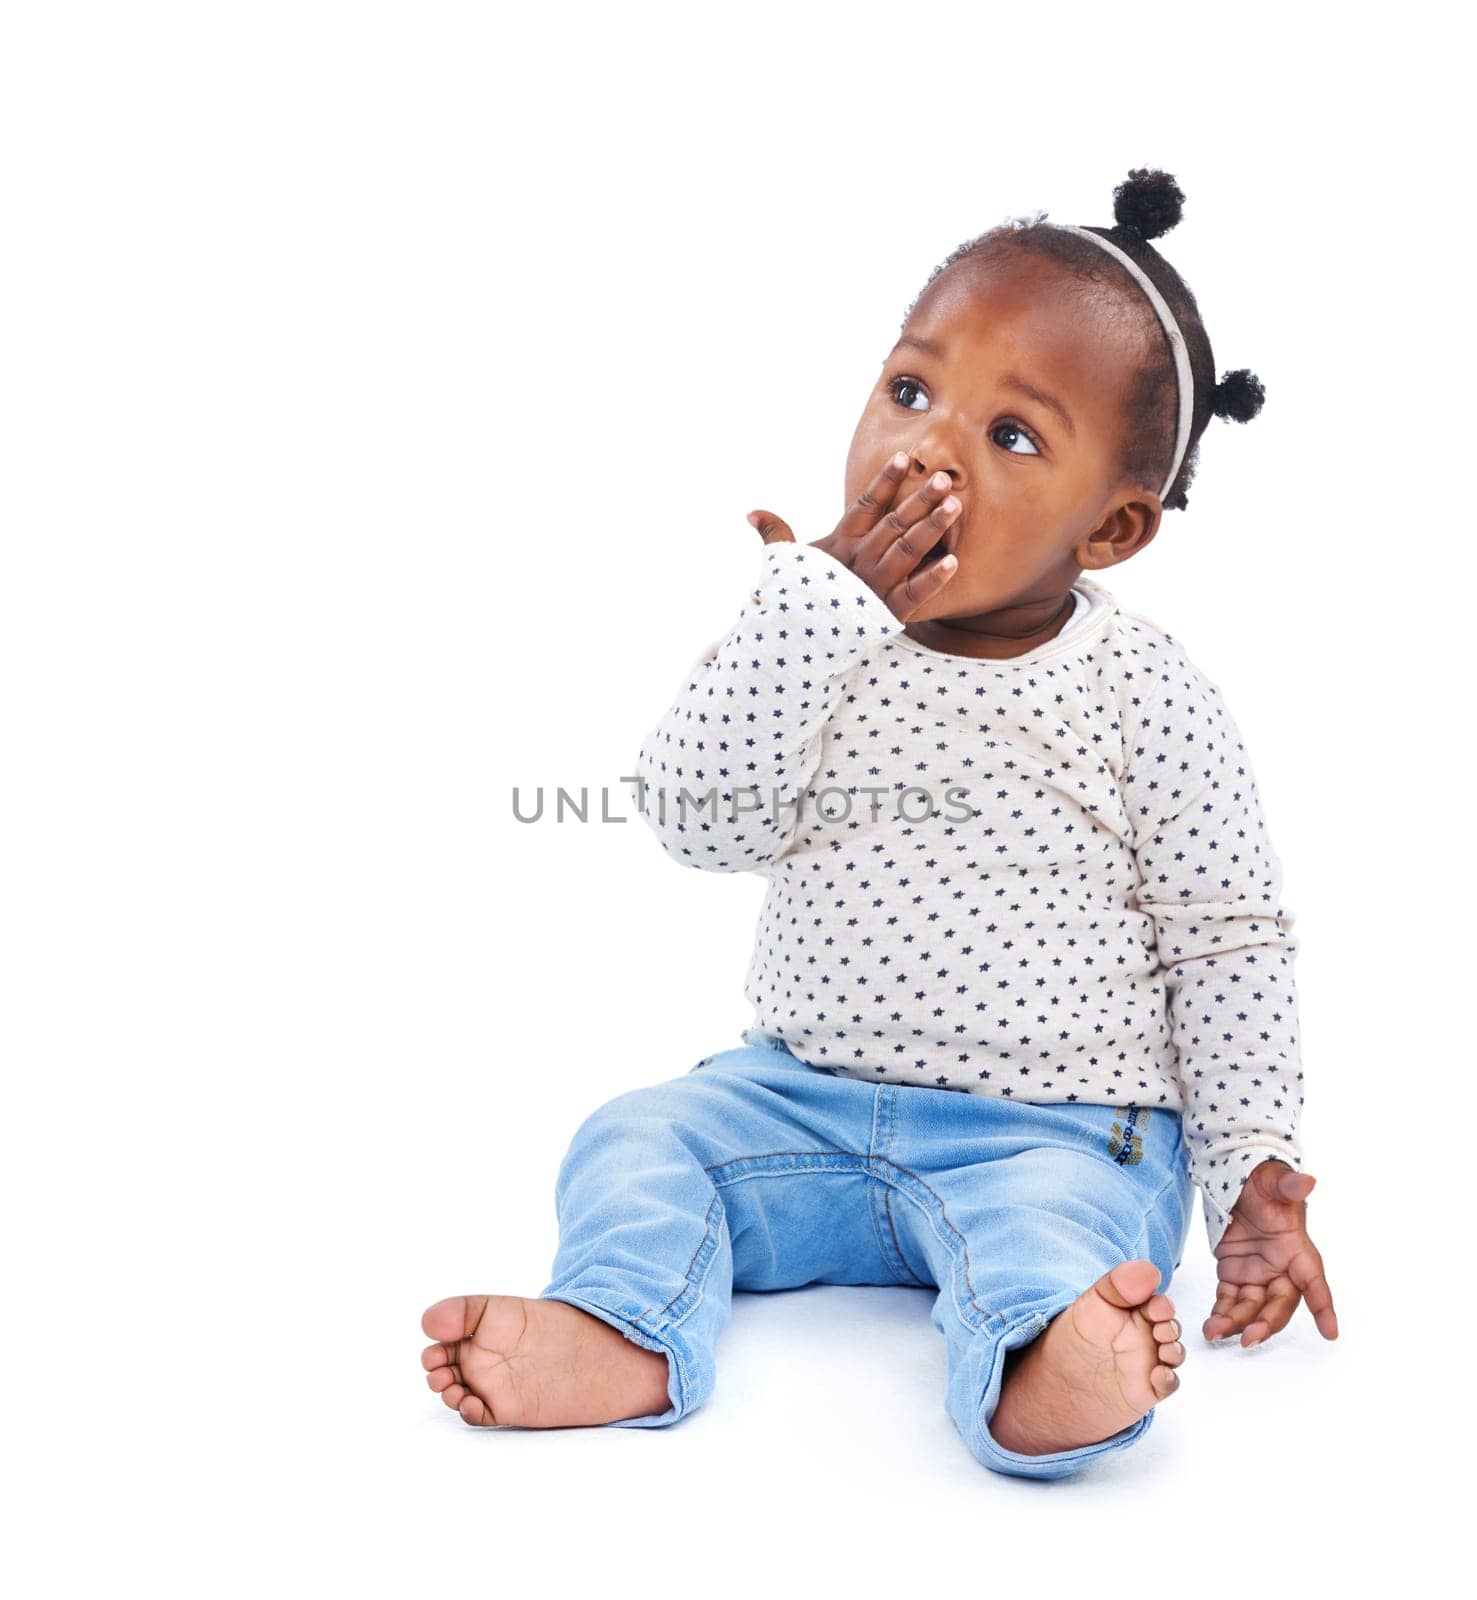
xmin=1204 ymin=1158 xmax=1340 ymax=1349
xmin=746 ymin=452 xmax=962 ymax=623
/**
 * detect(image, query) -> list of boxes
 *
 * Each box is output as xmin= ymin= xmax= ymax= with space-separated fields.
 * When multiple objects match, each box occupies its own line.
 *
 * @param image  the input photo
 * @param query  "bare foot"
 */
xmin=988 ymin=1260 xmax=1185 ymax=1456
xmin=420 ymin=1295 xmax=672 ymax=1428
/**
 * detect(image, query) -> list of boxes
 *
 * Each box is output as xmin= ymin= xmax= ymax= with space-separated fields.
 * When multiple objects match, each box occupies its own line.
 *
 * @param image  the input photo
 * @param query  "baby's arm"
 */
xmin=1125 ymin=649 xmax=1338 ymax=1348
xmin=1132 ymin=652 xmax=1337 ymax=1350
xmin=632 ymin=539 xmax=903 ymax=872
xmin=632 ymin=458 xmax=963 ymax=873
xmin=1124 ymin=653 xmax=1307 ymax=1242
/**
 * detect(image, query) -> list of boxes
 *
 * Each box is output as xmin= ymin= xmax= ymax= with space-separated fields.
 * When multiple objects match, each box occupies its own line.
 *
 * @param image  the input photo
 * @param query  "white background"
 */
xmin=4 ymin=2 xmax=1467 ymax=1592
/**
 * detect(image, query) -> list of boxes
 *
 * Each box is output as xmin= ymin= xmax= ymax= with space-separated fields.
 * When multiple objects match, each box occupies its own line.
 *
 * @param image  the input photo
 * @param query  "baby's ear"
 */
xmin=1078 ymin=498 xmax=1159 ymax=570
xmin=747 ymin=510 xmax=795 ymax=545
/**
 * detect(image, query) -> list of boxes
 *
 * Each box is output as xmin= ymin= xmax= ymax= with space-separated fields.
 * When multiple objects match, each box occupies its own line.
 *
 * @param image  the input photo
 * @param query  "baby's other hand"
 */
xmin=1204 ymin=1158 xmax=1339 ymax=1350
xmin=746 ymin=452 xmax=962 ymax=624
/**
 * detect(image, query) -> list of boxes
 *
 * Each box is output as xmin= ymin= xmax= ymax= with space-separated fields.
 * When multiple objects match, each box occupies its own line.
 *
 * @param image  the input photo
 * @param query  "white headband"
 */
xmin=1004 ymin=211 xmax=1194 ymax=502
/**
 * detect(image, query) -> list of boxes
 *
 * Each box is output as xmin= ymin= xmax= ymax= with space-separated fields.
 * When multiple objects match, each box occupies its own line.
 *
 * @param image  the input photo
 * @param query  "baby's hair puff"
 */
xmin=903 ymin=167 xmax=1266 ymax=512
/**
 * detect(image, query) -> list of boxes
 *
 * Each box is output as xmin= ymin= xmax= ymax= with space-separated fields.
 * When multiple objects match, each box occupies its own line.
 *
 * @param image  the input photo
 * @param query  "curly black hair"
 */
xmin=901 ymin=169 xmax=1265 ymax=513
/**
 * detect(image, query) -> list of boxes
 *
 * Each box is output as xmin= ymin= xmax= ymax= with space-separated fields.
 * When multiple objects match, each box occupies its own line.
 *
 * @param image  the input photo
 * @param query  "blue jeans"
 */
xmin=536 ymin=1029 xmax=1194 ymax=1479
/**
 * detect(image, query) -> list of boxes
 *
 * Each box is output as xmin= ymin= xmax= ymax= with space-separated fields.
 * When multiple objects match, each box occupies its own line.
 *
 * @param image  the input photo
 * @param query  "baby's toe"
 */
xmin=1150 ymin=1364 xmax=1181 ymax=1399
xmin=1152 ymin=1318 xmax=1182 ymax=1344
xmin=1157 ymin=1340 xmax=1186 ymax=1368
xmin=1144 ymin=1293 xmax=1176 ymax=1322
xmin=426 ymin=1364 xmax=460 ymax=1394
xmin=421 ymin=1294 xmax=487 ymax=1345
xmin=1103 ymin=1260 xmax=1161 ymax=1306
xmin=457 ymin=1392 xmax=493 ymax=1427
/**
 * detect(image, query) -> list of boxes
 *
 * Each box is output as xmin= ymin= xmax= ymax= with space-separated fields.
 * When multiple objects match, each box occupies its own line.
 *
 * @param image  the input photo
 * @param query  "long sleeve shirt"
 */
xmin=634 ymin=539 xmax=1305 ymax=1251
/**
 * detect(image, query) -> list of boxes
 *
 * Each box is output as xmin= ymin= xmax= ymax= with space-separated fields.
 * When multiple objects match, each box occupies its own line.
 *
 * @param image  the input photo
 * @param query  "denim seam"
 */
xmin=635 ymin=1190 xmax=726 ymax=1331
xmin=868 ymin=1156 xmax=1004 ymax=1331
xmin=868 ymin=1087 xmax=930 ymax=1286
xmin=882 ymin=1185 xmax=931 ymax=1287
xmin=705 ymin=1150 xmax=868 ymax=1176
xmin=865 ymin=1090 xmax=895 ymax=1274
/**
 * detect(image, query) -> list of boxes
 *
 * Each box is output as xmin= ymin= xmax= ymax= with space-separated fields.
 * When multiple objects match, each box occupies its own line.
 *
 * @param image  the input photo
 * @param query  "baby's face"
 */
xmin=845 ymin=254 xmax=1160 ymax=618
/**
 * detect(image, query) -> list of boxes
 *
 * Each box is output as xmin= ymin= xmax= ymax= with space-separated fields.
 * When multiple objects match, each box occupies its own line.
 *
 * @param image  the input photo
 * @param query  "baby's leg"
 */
xmin=883 ymin=1091 xmax=1194 ymax=1480
xmin=421 ymin=1034 xmax=894 ymax=1430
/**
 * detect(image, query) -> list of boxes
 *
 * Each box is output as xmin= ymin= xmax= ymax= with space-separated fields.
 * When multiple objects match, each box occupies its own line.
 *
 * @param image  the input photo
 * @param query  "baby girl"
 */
xmin=420 ymin=167 xmax=1339 ymax=1479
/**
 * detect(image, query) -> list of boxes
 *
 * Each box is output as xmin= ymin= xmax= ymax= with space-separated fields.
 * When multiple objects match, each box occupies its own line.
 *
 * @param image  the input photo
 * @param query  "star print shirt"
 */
xmin=634 ymin=540 xmax=1305 ymax=1251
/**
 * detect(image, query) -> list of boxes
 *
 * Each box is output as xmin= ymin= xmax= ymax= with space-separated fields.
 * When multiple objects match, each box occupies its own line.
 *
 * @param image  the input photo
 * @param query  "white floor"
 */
xmin=12 ymin=1133 xmax=1448 ymax=1598
xmin=379 ymin=1223 xmax=1425 ymax=1596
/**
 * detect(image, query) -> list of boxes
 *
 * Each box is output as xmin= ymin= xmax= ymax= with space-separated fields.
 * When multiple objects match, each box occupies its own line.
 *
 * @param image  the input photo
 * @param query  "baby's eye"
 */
xmin=888 ymin=376 xmax=928 ymax=412
xmin=990 ymin=422 xmax=1041 ymax=457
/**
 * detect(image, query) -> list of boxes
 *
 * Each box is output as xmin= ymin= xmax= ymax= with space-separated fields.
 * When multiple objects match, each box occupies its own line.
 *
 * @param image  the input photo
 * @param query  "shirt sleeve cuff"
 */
xmin=750 ymin=539 xmax=906 ymax=646
xmin=1195 ymin=1141 xmax=1305 ymax=1253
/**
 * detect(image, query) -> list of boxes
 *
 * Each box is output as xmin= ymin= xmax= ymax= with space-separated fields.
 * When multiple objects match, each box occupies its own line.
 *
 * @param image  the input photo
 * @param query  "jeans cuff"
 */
xmin=535 ymin=1290 xmax=697 ymax=1430
xmin=970 ymin=1300 xmax=1157 ymax=1480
